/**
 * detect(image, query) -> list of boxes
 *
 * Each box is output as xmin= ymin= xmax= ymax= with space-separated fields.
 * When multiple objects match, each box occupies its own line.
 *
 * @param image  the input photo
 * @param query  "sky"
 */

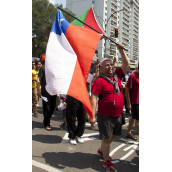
xmin=49 ymin=0 xmax=66 ymax=7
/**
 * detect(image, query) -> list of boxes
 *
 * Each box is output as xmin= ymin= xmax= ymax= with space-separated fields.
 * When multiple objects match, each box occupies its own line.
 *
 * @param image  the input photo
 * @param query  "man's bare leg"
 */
xmin=110 ymin=135 xmax=117 ymax=144
xmin=127 ymin=116 xmax=134 ymax=134
xmin=101 ymin=138 xmax=111 ymax=161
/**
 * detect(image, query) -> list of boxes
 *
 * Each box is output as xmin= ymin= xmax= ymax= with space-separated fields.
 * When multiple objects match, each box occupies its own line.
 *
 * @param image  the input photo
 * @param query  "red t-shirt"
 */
xmin=91 ymin=67 xmax=124 ymax=117
xmin=91 ymin=82 xmax=94 ymax=90
xmin=126 ymin=71 xmax=139 ymax=104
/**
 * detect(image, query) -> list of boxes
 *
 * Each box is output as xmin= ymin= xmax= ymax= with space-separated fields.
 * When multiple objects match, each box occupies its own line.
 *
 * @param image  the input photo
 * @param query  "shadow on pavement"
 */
xmin=51 ymin=115 xmax=63 ymax=123
xmin=114 ymin=156 xmax=139 ymax=172
xmin=32 ymin=120 xmax=44 ymax=130
xmin=32 ymin=134 xmax=62 ymax=144
xmin=42 ymin=152 xmax=104 ymax=171
xmin=32 ymin=120 xmax=63 ymax=131
xmin=42 ymin=151 xmax=138 ymax=172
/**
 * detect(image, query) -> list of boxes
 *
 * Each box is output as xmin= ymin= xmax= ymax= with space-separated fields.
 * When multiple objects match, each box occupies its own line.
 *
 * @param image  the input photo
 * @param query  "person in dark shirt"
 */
xmin=66 ymin=95 xmax=86 ymax=145
xmin=37 ymin=61 xmax=57 ymax=131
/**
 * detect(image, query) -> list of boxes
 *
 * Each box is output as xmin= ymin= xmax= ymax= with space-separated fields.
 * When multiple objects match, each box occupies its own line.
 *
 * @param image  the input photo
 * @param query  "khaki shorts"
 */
xmin=32 ymin=88 xmax=38 ymax=110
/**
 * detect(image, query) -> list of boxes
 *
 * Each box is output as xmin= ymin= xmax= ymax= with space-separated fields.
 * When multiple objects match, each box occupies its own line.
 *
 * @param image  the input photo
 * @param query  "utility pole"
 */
xmin=93 ymin=8 xmax=124 ymax=57
xmin=104 ymin=8 xmax=124 ymax=58
xmin=94 ymin=8 xmax=123 ymax=58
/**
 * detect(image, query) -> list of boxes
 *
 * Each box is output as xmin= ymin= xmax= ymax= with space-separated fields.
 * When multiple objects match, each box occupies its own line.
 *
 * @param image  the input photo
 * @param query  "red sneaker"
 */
xmin=97 ymin=148 xmax=103 ymax=157
xmin=103 ymin=160 xmax=117 ymax=172
xmin=97 ymin=148 xmax=112 ymax=161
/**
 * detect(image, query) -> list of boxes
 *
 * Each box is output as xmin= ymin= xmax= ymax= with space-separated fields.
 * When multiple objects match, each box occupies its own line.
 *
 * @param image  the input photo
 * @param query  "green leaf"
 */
xmin=32 ymin=0 xmax=76 ymax=57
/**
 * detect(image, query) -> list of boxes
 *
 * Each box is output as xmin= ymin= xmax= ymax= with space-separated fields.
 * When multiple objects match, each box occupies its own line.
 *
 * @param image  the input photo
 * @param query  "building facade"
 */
xmin=66 ymin=0 xmax=139 ymax=66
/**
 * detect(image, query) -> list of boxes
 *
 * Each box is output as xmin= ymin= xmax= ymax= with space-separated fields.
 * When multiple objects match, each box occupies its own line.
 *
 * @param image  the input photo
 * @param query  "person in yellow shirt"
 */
xmin=32 ymin=60 xmax=41 ymax=117
xmin=32 ymin=60 xmax=35 ymax=70
xmin=37 ymin=60 xmax=57 ymax=131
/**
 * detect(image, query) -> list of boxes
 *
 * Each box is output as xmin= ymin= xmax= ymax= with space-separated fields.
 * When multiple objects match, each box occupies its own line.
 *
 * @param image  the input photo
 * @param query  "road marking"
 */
xmin=85 ymin=122 xmax=97 ymax=126
xmin=109 ymin=143 xmax=126 ymax=157
xmin=82 ymin=137 xmax=98 ymax=141
xmin=126 ymin=141 xmax=139 ymax=145
xmin=61 ymin=132 xmax=99 ymax=144
xmin=82 ymin=133 xmax=99 ymax=137
xmin=120 ymin=149 xmax=135 ymax=160
xmin=123 ymin=144 xmax=137 ymax=151
xmin=61 ymin=132 xmax=69 ymax=144
xmin=32 ymin=160 xmax=63 ymax=172
xmin=110 ymin=141 xmax=139 ymax=163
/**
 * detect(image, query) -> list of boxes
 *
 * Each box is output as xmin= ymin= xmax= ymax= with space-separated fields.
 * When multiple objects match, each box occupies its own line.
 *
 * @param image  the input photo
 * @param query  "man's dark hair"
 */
xmin=35 ymin=60 xmax=40 ymax=65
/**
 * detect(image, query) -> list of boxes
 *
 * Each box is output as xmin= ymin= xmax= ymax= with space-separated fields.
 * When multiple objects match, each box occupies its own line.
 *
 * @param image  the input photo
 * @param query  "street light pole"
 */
xmin=107 ymin=8 xmax=124 ymax=25
xmin=104 ymin=8 xmax=123 ymax=58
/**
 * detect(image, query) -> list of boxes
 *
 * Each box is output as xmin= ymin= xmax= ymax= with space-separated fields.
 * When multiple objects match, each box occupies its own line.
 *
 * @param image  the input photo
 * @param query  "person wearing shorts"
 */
xmin=90 ymin=43 xmax=129 ymax=172
xmin=125 ymin=64 xmax=139 ymax=140
xmin=97 ymin=115 xmax=122 ymax=139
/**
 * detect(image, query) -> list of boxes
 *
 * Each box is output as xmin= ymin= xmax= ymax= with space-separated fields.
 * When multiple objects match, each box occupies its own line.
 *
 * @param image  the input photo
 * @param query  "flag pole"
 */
xmin=57 ymin=7 xmax=128 ymax=51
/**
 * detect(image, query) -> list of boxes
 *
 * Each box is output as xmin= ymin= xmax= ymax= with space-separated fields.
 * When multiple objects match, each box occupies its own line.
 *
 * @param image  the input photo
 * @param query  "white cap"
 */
xmin=100 ymin=58 xmax=113 ymax=66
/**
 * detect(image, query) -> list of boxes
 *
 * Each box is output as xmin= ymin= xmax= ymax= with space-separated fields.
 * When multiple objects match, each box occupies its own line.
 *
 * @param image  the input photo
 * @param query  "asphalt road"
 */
xmin=32 ymin=98 xmax=139 ymax=172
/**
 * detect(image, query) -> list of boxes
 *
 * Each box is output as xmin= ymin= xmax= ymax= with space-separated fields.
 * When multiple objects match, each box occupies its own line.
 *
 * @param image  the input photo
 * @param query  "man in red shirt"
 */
xmin=125 ymin=64 xmax=139 ymax=139
xmin=89 ymin=43 xmax=129 ymax=172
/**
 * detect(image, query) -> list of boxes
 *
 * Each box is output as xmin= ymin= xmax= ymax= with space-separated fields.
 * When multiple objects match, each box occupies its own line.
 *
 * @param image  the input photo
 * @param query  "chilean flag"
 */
xmin=45 ymin=10 xmax=102 ymax=118
xmin=71 ymin=6 xmax=105 ymax=35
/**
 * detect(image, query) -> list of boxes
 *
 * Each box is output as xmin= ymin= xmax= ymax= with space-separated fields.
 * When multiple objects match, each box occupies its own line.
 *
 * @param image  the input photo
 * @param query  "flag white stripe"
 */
xmin=45 ymin=32 xmax=77 ymax=95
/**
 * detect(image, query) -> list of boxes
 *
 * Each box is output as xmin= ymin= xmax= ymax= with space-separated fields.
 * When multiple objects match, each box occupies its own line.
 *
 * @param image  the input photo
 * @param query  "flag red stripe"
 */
xmin=84 ymin=7 xmax=104 ymax=35
xmin=65 ymin=24 xmax=102 ymax=117
xmin=67 ymin=59 xmax=93 ymax=118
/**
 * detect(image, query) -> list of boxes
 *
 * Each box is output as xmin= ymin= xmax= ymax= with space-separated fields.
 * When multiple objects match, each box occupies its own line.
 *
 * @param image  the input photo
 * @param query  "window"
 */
xmin=105 ymin=13 xmax=107 ymax=16
xmin=105 ymin=7 xmax=107 ymax=10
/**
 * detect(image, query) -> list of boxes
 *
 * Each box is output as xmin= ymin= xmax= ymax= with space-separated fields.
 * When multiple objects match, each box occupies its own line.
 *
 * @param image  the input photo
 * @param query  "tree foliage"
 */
xmin=32 ymin=0 xmax=76 ymax=57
